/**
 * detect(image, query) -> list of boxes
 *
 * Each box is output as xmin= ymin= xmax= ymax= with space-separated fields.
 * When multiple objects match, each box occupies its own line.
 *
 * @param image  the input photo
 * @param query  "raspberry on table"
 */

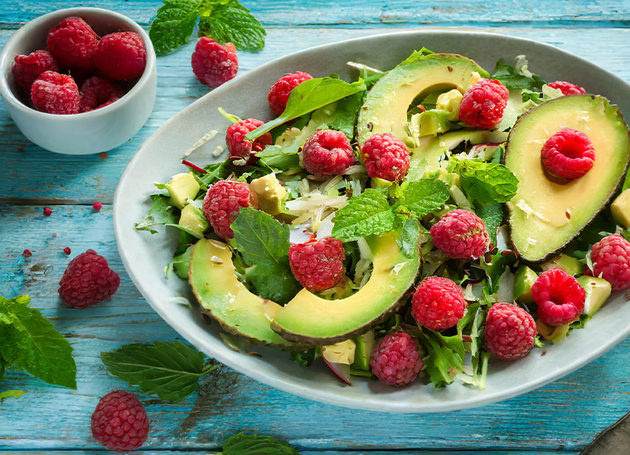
xmin=411 ymin=276 xmax=466 ymax=331
xmin=202 ymin=180 xmax=257 ymax=239
xmin=541 ymin=127 xmax=595 ymax=181
xmin=12 ymin=50 xmax=60 ymax=92
xmin=370 ymin=330 xmax=423 ymax=386
xmin=31 ymin=71 xmax=80 ymax=115
xmin=226 ymin=118 xmax=272 ymax=163
xmin=191 ymin=37 xmax=238 ymax=88
xmin=95 ymin=32 xmax=146 ymax=80
xmin=268 ymin=71 xmax=313 ymax=116
xmin=79 ymin=76 xmax=125 ymax=112
xmin=289 ymin=236 xmax=345 ymax=292
xmin=58 ymin=249 xmax=121 ymax=309
xmin=485 ymin=303 xmax=537 ymax=361
xmin=91 ymin=390 xmax=149 ymax=453
xmin=548 ymin=81 xmax=586 ymax=96
xmin=590 ymin=234 xmax=630 ymax=291
xmin=46 ymin=17 xmax=99 ymax=71
xmin=459 ymin=78 xmax=509 ymax=129
xmin=361 ymin=132 xmax=410 ymax=183
xmin=301 ymin=129 xmax=356 ymax=176
xmin=532 ymin=268 xmax=585 ymax=326
xmin=429 ymin=209 xmax=490 ymax=261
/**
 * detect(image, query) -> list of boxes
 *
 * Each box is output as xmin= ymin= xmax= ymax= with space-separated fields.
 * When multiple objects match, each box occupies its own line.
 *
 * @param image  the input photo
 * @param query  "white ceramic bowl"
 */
xmin=0 ymin=7 xmax=156 ymax=154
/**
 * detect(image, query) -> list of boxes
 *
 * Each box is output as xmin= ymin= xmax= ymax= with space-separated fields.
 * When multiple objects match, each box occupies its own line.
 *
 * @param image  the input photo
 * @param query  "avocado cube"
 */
xmin=321 ymin=339 xmax=356 ymax=365
xmin=351 ymin=330 xmax=375 ymax=371
xmin=436 ymin=89 xmax=463 ymax=121
xmin=536 ymin=318 xmax=571 ymax=343
xmin=166 ymin=172 xmax=200 ymax=209
xmin=611 ymin=189 xmax=630 ymax=229
xmin=541 ymin=254 xmax=583 ymax=276
xmin=412 ymin=109 xmax=452 ymax=137
xmin=578 ymin=275 xmax=612 ymax=316
xmin=249 ymin=174 xmax=287 ymax=216
xmin=513 ymin=265 xmax=538 ymax=304
xmin=179 ymin=204 xmax=209 ymax=236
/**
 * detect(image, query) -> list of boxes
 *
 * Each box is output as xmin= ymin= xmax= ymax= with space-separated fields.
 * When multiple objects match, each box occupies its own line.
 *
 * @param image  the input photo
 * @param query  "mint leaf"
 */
xmin=255 ymin=145 xmax=300 ymax=172
xmin=199 ymin=1 xmax=265 ymax=51
xmin=492 ymin=58 xmax=545 ymax=91
xmin=135 ymin=194 xmax=179 ymax=234
xmin=399 ymin=217 xmax=420 ymax=258
xmin=0 ymin=390 xmax=26 ymax=400
xmin=149 ymin=0 xmax=201 ymax=56
xmin=474 ymin=202 xmax=504 ymax=247
xmin=101 ymin=340 xmax=217 ymax=402
xmin=332 ymin=189 xmax=394 ymax=242
xmin=449 ymin=158 xmax=518 ymax=205
xmin=221 ymin=431 xmax=300 ymax=455
xmin=396 ymin=178 xmax=449 ymax=218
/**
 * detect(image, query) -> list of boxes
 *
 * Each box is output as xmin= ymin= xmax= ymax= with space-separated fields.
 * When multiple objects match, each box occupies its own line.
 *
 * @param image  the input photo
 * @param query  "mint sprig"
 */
xmin=220 ymin=431 xmax=301 ymax=455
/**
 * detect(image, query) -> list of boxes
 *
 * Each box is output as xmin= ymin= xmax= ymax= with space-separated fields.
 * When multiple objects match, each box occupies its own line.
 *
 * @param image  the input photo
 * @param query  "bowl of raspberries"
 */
xmin=0 ymin=7 xmax=156 ymax=154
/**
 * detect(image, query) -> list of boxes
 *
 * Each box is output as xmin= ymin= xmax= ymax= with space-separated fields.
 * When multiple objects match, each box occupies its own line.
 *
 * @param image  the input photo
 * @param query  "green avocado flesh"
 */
xmin=505 ymin=95 xmax=630 ymax=262
xmin=271 ymin=234 xmax=420 ymax=345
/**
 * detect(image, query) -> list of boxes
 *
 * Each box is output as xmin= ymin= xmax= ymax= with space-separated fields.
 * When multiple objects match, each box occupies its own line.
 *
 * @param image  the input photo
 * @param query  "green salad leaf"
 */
xmin=220 ymin=431 xmax=301 ymax=455
xmin=418 ymin=329 xmax=465 ymax=389
xmin=332 ymin=189 xmax=395 ymax=242
xmin=492 ymin=57 xmax=545 ymax=91
xmin=134 ymin=194 xmax=179 ymax=234
xmin=256 ymin=145 xmax=300 ymax=172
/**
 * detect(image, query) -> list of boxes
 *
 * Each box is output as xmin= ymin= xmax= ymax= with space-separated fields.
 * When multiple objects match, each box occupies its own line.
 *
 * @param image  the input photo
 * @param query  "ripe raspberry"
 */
xmin=289 ymin=236 xmax=345 ymax=292
xmin=541 ymin=127 xmax=595 ymax=181
xmin=370 ymin=330 xmax=423 ymax=386
xmin=91 ymin=390 xmax=149 ymax=453
xmin=202 ymin=180 xmax=257 ymax=239
xmin=590 ymin=234 xmax=630 ymax=291
xmin=411 ymin=276 xmax=466 ymax=331
xmin=429 ymin=209 xmax=490 ymax=261
xmin=459 ymin=78 xmax=509 ymax=129
xmin=12 ymin=50 xmax=60 ymax=92
xmin=46 ymin=17 xmax=99 ymax=71
xmin=361 ymin=133 xmax=410 ymax=183
xmin=31 ymin=71 xmax=80 ymax=115
xmin=58 ymin=249 xmax=120 ymax=309
xmin=226 ymin=118 xmax=272 ymax=163
xmin=532 ymin=268 xmax=585 ymax=326
xmin=191 ymin=37 xmax=238 ymax=88
xmin=94 ymin=32 xmax=146 ymax=80
xmin=548 ymin=81 xmax=586 ymax=96
xmin=485 ymin=303 xmax=536 ymax=360
xmin=93 ymin=201 xmax=103 ymax=211
xmin=301 ymin=130 xmax=356 ymax=176
xmin=63 ymin=247 xmax=71 ymax=255
xmin=268 ymin=71 xmax=313 ymax=116
xmin=43 ymin=207 xmax=53 ymax=216
xmin=79 ymin=76 xmax=125 ymax=112
xmin=23 ymin=249 xmax=32 ymax=258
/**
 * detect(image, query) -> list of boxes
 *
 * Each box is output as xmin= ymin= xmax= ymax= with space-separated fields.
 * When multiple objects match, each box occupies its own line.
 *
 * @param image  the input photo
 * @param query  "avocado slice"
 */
xmin=352 ymin=330 xmax=375 ymax=371
xmin=505 ymin=95 xmax=630 ymax=262
xmin=541 ymin=254 xmax=584 ymax=276
xmin=189 ymin=238 xmax=292 ymax=346
xmin=611 ymin=189 xmax=630 ymax=228
xmin=271 ymin=233 xmax=420 ymax=345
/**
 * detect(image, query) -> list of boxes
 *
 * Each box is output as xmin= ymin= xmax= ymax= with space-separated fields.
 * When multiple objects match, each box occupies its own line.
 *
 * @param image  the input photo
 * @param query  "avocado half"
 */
xmin=505 ymin=94 xmax=630 ymax=262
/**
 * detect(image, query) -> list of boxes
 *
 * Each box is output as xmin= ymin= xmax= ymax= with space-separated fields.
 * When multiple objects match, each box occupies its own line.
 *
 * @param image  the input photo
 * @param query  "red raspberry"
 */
xmin=93 ymin=201 xmax=103 ymax=211
xmin=23 ymin=249 xmax=33 ymax=258
xmin=485 ymin=303 xmax=536 ymax=361
xmin=268 ymin=71 xmax=313 ymax=116
xmin=532 ymin=268 xmax=585 ymax=326
xmin=226 ymin=118 xmax=272 ymax=163
xmin=91 ymin=390 xmax=149 ymax=453
xmin=429 ymin=209 xmax=490 ymax=261
xmin=361 ymin=133 xmax=410 ymax=183
xmin=46 ymin=17 xmax=99 ymax=71
xmin=289 ymin=236 xmax=345 ymax=292
xmin=58 ymin=249 xmax=121 ymax=309
xmin=31 ymin=71 xmax=80 ymax=115
xmin=202 ymin=180 xmax=257 ymax=239
xmin=541 ymin=128 xmax=595 ymax=181
xmin=191 ymin=37 xmax=238 ymax=88
xmin=459 ymin=78 xmax=509 ymax=129
xmin=411 ymin=276 xmax=466 ymax=331
xmin=94 ymin=32 xmax=146 ymax=80
xmin=43 ymin=207 xmax=53 ymax=216
xmin=370 ymin=330 xmax=423 ymax=386
xmin=548 ymin=81 xmax=586 ymax=96
xmin=12 ymin=50 xmax=60 ymax=92
xmin=79 ymin=76 xmax=125 ymax=112
xmin=590 ymin=234 xmax=630 ymax=291
xmin=302 ymin=130 xmax=356 ymax=176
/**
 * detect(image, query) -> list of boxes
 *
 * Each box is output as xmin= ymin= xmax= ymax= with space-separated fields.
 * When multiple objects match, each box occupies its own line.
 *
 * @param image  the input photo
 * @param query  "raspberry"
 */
xmin=429 ymin=209 xmax=490 ymax=261
xmin=63 ymin=247 xmax=71 ymax=255
xmin=31 ymin=71 xmax=80 ymax=115
xmin=485 ymin=303 xmax=536 ymax=360
xmin=226 ymin=118 xmax=272 ymax=163
xmin=58 ymin=249 xmax=120 ymax=309
xmin=23 ymin=249 xmax=32 ymax=258
xmin=191 ymin=37 xmax=238 ymax=88
xmin=288 ymin=236 xmax=345 ymax=292
xmin=12 ymin=50 xmax=60 ymax=92
xmin=411 ymin=276 xmax=466 ymax=331
xmin=361 ymin=133 xmax=410 ymax=183
xmin=590 ymin=234 xmax=630 ymax=291
xmin=43 ymin=207 xmax=53 ymax=216
xmin=541 ymin=128 xmax=595 ymax=181
xmin=95 ymin=32 xmax=146 ymax=80
xmin=202 ymin=180 xmax=257 ymax=239
xmin=93 ymin=201 xmax=103 ymax=211
xmin=459 ymin=78 xmax=509 ymax=129
xmin=268 ymin=72 xmax=313 ymax=116
xmin=548 ymin=81 xmax=586 ymax=96
xmin=301 ymin=130 xmax=356 ymax=176
xmin=532 ymin=268 xmax=585 ymax=326
xmin=91 ymin=390 xmax=149 ymax=453
xmin=369 ymin=330 xmax=423 ymax=386
xmin=46 ymin=17 xmax=99 ymax=71
xmin=79 ymin=76 xmax=125 ymax=112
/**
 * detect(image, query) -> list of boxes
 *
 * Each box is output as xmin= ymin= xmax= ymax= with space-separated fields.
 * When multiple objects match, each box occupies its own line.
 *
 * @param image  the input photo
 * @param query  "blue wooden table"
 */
xmin=2 ymin=1 xmax=630 ymax=453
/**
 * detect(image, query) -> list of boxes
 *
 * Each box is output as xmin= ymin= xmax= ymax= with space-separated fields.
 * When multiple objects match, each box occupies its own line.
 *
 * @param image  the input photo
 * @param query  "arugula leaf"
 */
xmin=150 ymin=0 xmax=202 ymax=56
xmin=199 ymin=1 xmax=265 ymax=51
xmin=397 ymin=47 xmax=435 ymax=67
xmin=449 ymin=158 xmax=518 ymax=205
xmin=0 ymin=390 xmax=26 ymax=400
xmin=418 ymin=329 xmax=464 ymax=388
xmin=221 ymin=431 xmax=300 ymax=455
xmin=327 ymin=92 xmax=365 ymax=140
xmin=492 ymin=58 xmax=545 ymax=91
xmin=199 ymin=161 xmax=234 ymax=188
xmin=332 ymin=189 xmax=395 ymax=242
xmin=101 ymin=340 xmax=217 ymax=402
xmin=396 ymin=178 xmax=449 ymax=218
xmin=135 ymin=195 xmax=179 ymax=234
xmin=256 ymin=145 xmax=300 ymax=172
